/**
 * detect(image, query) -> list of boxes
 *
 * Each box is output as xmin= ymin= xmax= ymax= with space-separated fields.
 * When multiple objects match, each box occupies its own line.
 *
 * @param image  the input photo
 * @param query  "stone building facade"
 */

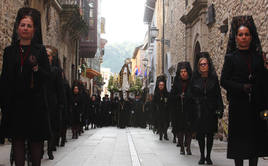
xmin=165 ymin=0 xmax=186 ymax=71
xmin=0 ymin=0 xmax=25 ymax=71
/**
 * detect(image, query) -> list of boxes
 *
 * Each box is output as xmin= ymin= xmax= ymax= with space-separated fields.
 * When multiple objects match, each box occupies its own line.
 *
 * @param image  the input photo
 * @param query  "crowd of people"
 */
xmin=0 ymin=7 xmax=268 ymax=166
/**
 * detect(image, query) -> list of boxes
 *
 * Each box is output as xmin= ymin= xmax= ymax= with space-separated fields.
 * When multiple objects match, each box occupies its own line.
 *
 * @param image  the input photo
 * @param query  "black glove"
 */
xmin=243 ymin=84 xmax=252 ymax=94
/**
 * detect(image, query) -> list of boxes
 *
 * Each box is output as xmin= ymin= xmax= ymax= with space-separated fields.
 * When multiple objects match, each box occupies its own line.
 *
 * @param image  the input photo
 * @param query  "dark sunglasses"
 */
xmin=199 ymin=63 xmax=208 ymax=67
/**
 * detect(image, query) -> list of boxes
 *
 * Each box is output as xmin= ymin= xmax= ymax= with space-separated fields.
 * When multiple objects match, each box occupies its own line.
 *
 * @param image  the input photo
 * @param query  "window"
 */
xmin=89 ymin=19 xmax=95 ymax=28
xmin=89 ymin=2 xmax=94 ymax=18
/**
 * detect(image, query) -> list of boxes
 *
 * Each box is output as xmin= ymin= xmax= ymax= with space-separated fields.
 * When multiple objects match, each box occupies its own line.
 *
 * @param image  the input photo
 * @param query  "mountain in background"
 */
xmin=101 ymin=41 xmax=142 ymax=73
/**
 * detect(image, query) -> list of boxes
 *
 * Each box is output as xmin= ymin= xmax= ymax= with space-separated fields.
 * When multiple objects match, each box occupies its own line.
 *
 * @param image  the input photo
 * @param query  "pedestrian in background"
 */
xmin=153 ymin=75 xmax=170 ymax=141
xmin=89 ymin=95 xmax=99 ymax=129
xmin=45 ymin=46 xmax=64 ymax=160
xmin=192 ymin=52 xmax=223 ymax=165
xmin=134 ymin=93 xmax=146 ymax=128
xmin=144 ymin=94 xmax=154 ymax=130
xmin=84 ymin=89 xmax=91 ymax=130
xmin=220 ymin=15 xmax=268 ymax=166
xmin=71 ymin=85 xmax=84 ymax=139
xmin=170 ymin=62 xmax=194 ymax=155
xmin=101 ymin=94 xmax=112 ymax=126
xmin=0 ymin=7 xmax=51 ymax=166
xmin=60 ymin=69 xmax=71 ymax=147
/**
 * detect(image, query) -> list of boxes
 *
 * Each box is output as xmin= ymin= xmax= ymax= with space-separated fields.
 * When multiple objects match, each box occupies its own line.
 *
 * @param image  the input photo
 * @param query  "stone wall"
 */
xmin=0 ymin=0 xmax=24 ymax=72
xmin=165 ymin=0 xmax=186 ymax=67
xmin=155 ymin=0 xmax=163 ymax=76
xmin=43 ymin=3 xmax=76 ymax=85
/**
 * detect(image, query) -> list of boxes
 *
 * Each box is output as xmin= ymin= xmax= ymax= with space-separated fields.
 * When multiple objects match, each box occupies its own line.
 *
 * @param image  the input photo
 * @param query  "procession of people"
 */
xmin=0 ymin=7 xmax=268 ymax=166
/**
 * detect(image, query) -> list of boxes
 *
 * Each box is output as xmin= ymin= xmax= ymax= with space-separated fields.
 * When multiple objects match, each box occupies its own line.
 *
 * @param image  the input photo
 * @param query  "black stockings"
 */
xmin=177 ymin=132 xmax=192 ymax=150
xmin=13 ymin=139 xmax=42 ymax=166
xmin=234 ymin=158 xmax=258 ymax=166
xmin=197 ymin=133 xmax=214 ymax=159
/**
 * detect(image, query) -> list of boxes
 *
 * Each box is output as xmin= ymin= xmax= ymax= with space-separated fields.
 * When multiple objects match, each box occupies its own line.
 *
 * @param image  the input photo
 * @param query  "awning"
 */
xmin=86 ymin=68 xmax=101 ymax=79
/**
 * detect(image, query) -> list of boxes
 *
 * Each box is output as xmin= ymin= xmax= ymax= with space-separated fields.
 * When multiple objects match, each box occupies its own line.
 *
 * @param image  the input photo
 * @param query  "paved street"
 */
xmin=0 ymin=127 xmax=268 ymax=166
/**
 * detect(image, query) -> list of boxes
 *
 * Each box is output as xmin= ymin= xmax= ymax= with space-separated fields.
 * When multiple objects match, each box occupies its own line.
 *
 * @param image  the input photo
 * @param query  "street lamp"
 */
xmin=150 ymin=26 xmax=159 ymax=39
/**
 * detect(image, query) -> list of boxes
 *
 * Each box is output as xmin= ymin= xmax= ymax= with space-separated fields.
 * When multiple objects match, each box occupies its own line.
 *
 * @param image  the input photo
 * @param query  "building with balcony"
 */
xmin=79 ymin=0 xmax=107 ymax=95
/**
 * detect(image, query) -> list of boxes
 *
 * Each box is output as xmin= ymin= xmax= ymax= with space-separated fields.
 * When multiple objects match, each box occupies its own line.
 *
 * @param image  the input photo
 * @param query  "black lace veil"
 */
xmin=226 ymin=15 xmax=262 ymax=55
xmin=11 ymin=7 xmax=43 ymax=45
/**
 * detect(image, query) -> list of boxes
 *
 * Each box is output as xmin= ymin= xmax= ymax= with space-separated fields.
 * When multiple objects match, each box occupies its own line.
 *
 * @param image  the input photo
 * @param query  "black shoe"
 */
xmin=186 ymin=148 xmax=192 ymax=155
xmin=198 ymin=157 xmax=205 ymax=165
xmin=205 ymin=157 xmax=213 ymax=165
xmin=48 ymin=153 xmax=54 ymax=160
xmin=0 ymin=138 xmax=5 ymax=144
xmin=159 ymin=136 xmax=163 ymax=141
xmin=173 ymin=138 xmax=176 ymax=143
xmin=180 ymin=148 xmax=185 ymax=155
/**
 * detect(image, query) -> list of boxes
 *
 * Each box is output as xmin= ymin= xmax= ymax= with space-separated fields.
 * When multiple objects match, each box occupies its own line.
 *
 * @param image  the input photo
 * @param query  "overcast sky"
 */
xmin=101 ymin=0 xmax=147 ymax=44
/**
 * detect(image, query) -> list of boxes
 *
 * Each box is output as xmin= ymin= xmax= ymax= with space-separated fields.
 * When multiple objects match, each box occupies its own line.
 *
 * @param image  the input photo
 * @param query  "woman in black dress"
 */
xmin=0 ymin=8 xmax=50 ymax=166
xmin=144 ymin=94 xmax=154 ymax=130
xmin=89 ymin=95 xmax=99 ymax=129
xmin=153 ymin=75 xmax=170 ymax=141
xmin=45 ymin=46 xmax=64 ymax=160
xmin=192 ymin=52 xmax=223 ymax=165
xmin=170 ymin=62 xmax=194 ymax=155
xmin=220 ymin=16 xmax=268 ymax=166
xmin=71 ymin=85 xmax=84 ymax=139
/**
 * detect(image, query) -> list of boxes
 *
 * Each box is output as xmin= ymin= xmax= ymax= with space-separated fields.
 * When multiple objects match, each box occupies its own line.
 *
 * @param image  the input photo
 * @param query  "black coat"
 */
xmin=101 ymin=98 xmax=112 ymax=125
xmin=89 ymin=99 xmax=99 ymax=124
xmin=71 ymin=94 xmax=84 ymax=126
xmin=191 ymin=74 xmax=223 ymax=134
xmin=220 ymin=50 xmax=268 ymax=159
xmin=153 ymin=91 xmax=170 ymax=127
xmin=62 ymin=79 xmax=71 ymax=126
xmin=144 ymin=101 xmax=155 ymax=125
xmin=0 ymin=43 xmax=51 ymax=140
xmin=133 ymin=99 xmax=145 ymax=127
xmin=117 ymin=100 xmax=126 ymax=128
xmin=47 ymin=66 xmax=64 ymax=133
xmin=170 ymin=80 xmax=195 ymax=133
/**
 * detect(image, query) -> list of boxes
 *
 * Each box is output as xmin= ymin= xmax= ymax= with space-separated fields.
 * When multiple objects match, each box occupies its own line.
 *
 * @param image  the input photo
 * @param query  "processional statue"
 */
xmin=119 ymin=64 xmax=131 ymax=100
